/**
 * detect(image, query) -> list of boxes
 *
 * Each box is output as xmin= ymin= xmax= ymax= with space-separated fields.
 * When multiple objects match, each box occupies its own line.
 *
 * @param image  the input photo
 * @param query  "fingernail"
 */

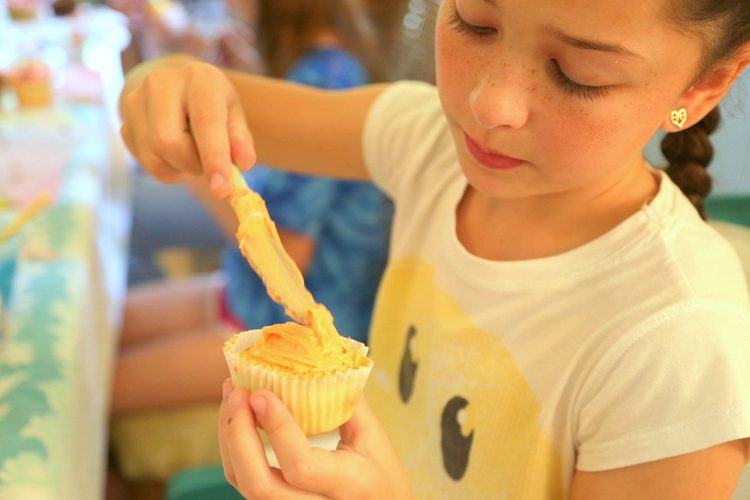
xmin=249 ymin=394 xmax=267 ymax=417
xmin=226 ymin=390 xmax=243 ymax=411
xmin=222 ymin=380 xmax=232 ymax=399
xmin=210 ymin=172 xmax=227 ymax=194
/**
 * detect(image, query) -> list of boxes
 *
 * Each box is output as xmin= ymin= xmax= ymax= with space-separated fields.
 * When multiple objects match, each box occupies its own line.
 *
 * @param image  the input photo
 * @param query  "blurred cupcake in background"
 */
xmin=7 ymin=0 xmax=42 ymax=21
xmin=6 ymin=60 xmax=54 ymax=109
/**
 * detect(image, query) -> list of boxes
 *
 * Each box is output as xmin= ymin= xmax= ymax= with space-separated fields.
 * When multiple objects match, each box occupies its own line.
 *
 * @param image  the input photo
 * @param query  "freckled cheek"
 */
xmin=538 ymin=107 xmax=625 ymax=174
xmin=437 ymin=48 xmax=478 ymax=90
xmin=435 ymin=30 xmax=485 ymax=104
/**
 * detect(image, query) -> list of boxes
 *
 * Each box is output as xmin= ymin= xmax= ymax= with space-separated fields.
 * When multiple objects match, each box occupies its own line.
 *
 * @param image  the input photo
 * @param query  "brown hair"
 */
xmin=255 ymin=0 xmax=386 ymax=82
xmin=661 ymin=1 xmax=750 ymax=218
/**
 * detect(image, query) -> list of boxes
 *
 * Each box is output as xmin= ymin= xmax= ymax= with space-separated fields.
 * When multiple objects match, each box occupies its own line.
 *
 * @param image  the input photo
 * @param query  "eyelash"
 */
xmin=449 ymin=7 xmax=611 ymax=101
xmin=548 ymin=59 xmax=610 ymax=101
xmin=449 ymin=9 xmax=496 ymax=37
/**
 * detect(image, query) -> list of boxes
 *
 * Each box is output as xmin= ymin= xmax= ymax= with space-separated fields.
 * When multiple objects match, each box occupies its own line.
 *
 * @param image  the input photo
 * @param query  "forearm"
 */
xmin=225 ymin=69 xmax=390 ymax=180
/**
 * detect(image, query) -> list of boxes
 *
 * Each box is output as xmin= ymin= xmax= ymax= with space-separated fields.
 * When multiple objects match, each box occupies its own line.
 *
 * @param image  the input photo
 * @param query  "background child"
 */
xmin=118 ymin=0 xmax=750 ymax=497
xmin=111 ymin=0 xmax=392 ymax=415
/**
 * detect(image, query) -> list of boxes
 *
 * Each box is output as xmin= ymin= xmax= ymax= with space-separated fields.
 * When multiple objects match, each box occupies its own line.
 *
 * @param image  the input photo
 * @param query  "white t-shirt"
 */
xmin=362 ymin=81 xmax=750 ymax=499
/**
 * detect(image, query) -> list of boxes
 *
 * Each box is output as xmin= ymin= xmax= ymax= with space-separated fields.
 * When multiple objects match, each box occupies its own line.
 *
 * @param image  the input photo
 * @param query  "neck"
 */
xmin=456 ymin=157 xmax=659 ymax=261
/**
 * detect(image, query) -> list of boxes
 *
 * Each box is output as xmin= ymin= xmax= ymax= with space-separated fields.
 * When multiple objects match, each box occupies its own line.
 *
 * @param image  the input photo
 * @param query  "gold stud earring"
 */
xmin=670 ymin=108 xmax=688 ymax=129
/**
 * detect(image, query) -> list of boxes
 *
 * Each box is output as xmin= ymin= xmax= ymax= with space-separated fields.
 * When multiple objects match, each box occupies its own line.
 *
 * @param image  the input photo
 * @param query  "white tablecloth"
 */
xmin=0 ymin=7 xmax=132 ymax=500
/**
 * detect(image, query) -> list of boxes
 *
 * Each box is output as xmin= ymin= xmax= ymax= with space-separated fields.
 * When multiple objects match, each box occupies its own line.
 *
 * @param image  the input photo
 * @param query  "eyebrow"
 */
xmin=543 ymin=24 xmax=643 ymax=59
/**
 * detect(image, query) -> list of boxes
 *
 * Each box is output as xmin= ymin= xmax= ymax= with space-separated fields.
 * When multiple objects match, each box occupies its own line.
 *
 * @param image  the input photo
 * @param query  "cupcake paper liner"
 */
xmin=13 ymin=81 xmax=53 ymax=108
xmin=224 ymin=329 xmax=373 ymax=435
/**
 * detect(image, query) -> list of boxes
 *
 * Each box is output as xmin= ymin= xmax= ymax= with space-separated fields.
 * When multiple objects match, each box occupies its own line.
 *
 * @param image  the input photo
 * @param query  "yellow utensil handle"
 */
xmin=0 ymin=194 xmax=50 ymax=243
xmin=231 ymin=166 xmax=249 ymax=191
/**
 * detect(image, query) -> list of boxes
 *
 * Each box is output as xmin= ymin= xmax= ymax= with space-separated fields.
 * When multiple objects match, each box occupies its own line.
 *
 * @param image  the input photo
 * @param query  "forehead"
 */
xmin=462 ymin=0 xmax=696 ymax=62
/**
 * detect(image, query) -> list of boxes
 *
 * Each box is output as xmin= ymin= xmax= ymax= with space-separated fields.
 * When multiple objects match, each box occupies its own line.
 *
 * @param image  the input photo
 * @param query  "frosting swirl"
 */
xmin=240 ymin=317 xmax=371 ymax=376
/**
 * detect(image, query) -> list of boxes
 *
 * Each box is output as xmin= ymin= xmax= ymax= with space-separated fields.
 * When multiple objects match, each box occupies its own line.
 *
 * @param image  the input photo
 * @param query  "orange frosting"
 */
xmin=7 ymin=60 xmax=51 ymax=83
xmin=231 ymin=183 xmax=316 ymax=325
xmin=228 ymin=176 xmax=372 ymax=376
xmin=239 ymin=319 xmax=370 ymax=376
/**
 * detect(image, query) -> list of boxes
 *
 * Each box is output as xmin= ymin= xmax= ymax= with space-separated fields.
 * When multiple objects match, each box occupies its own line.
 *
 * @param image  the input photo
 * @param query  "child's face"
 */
xmin=436 ymin=0 xmax=704 ymax=200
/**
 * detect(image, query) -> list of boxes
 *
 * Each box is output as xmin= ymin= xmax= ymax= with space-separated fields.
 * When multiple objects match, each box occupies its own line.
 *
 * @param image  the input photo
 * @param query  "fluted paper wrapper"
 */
xmin=224 ymin=329 xmax=373 ymax=435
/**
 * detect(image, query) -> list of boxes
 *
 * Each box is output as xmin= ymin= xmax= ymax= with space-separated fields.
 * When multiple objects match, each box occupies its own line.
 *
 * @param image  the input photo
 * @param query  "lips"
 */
xmin=464 ymin=133 xmax=524 ymax=171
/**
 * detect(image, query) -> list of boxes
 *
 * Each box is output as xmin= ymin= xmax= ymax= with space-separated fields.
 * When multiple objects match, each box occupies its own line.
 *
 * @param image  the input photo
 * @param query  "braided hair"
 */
xmin=662 ymin=1 xmax=750 ymax=218
xmin=661 ymin=108 xmax=719 ymax=219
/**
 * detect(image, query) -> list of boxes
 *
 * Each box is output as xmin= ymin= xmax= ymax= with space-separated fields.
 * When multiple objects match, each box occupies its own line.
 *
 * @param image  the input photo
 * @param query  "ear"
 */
xmin=661 ymin=44 xmax=750 ymax=132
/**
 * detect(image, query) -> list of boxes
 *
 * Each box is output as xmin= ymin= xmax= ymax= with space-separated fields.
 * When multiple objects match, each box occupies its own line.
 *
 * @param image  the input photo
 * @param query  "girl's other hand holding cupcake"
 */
xmin=219 ymin=378 xmax=413 ymax=499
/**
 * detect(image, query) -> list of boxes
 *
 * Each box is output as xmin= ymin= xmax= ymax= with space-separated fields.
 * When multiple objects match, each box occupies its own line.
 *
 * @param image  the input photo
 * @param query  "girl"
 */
xmin=118 ymin=0 xmax=750 ymax=497
xmin=112 ymin=0 xmax=391 ymax=414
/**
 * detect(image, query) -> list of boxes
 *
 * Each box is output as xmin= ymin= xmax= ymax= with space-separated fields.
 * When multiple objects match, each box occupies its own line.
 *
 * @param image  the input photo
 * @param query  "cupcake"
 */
xmin=224 ymin=308 xmax=373 ymax=436
xmin=7 ymin=0 xmax=40 ymax=21
xmin=6 ymin=60 xmax=54 ymax=109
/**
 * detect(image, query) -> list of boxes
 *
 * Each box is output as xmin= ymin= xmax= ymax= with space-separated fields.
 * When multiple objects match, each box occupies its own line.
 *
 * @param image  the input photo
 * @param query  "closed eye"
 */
xmin=450 ymin=7 xmax=496 ymax=38
xmin=547 ymin=59 xmax=610 ymax=101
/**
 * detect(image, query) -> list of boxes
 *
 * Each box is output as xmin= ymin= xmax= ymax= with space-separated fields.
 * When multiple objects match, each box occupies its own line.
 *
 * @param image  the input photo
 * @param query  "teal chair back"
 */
xmin=166 ymin=465 xmax=243 ymax=500
xmin=706 ymin=195 xmax=750 ymax=228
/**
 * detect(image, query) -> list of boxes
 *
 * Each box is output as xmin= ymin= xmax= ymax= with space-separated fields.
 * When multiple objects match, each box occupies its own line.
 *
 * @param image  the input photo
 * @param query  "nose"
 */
xmin=469 ymin=74 xmax=530 ymax=130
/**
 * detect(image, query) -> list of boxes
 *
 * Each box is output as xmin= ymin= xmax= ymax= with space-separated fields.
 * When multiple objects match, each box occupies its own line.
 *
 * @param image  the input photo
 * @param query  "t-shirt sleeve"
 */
xmin=362 ymin=81 xmax=454 ymax=201
xmin=575 ymin=299 xmax=750 ymax=471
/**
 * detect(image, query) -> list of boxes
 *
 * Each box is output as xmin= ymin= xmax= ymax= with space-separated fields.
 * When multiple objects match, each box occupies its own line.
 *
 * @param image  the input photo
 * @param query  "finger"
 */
xmin=124 ymin=87 xmax=177 ymax=178
xmin=338 ymin=395 xmax=388 ymax=450
xmin=218 ymin=378 xmax=236 ymax=487
xmin=340 ymin=396 xmax=412 ymax=497
xmin=119 ymin=123 xmax=136 ymax=159
xmin=120 ymin=91 xmax=155 ymax=170
xmin=184 ymin=65 xmax=233 ymax=197
xmin=143 ymin=72 xmax=203 ymax=176
xmin=250 ymin=390 xmax=361 ymax=497
xmin=219 ymin=387 xmax=270 ymax=492
xmin=227 ymin=97 xmax=256 ymax=170
xmin=220 ymin=388 xmax=313 ymax=498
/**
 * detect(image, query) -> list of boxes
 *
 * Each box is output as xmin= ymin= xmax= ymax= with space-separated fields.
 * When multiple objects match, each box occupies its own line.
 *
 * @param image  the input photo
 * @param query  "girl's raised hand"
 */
xmin=219 ymin=379 xmax=414 ymax=499
xmin=119 ymin=58 xmax=256 ymax=198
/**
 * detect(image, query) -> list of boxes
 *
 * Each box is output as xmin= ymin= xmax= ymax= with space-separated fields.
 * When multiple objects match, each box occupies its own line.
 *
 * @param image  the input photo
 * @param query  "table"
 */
xmin=0 ymin=7 xmax=132 ymax=499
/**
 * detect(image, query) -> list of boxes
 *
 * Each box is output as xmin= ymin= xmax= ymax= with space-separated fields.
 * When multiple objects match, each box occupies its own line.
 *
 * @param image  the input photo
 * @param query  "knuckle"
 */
xmin=282 ymin=457 xmax=313 ymax=487
xmin=141 ymin=71 xmax=161 ymax=93
xmin=150 ymin=128 xmax=183 ymax=153
xmin=141 ymin=153 xmax=169 ymax=176
xmin=186 ymin=60 xmax=219 ymax=79
xmin=189 ymin=108 xmax=220 ymax=129
xmin=122 ymin=89 xmax=139 ymax=110
xmin=242 ymin=475 xmax=273 ymax=499
xmin=261 ymin=418 xmax=285 ymax=439
xmin=119 ymin=126 xmax=134 ymax=150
